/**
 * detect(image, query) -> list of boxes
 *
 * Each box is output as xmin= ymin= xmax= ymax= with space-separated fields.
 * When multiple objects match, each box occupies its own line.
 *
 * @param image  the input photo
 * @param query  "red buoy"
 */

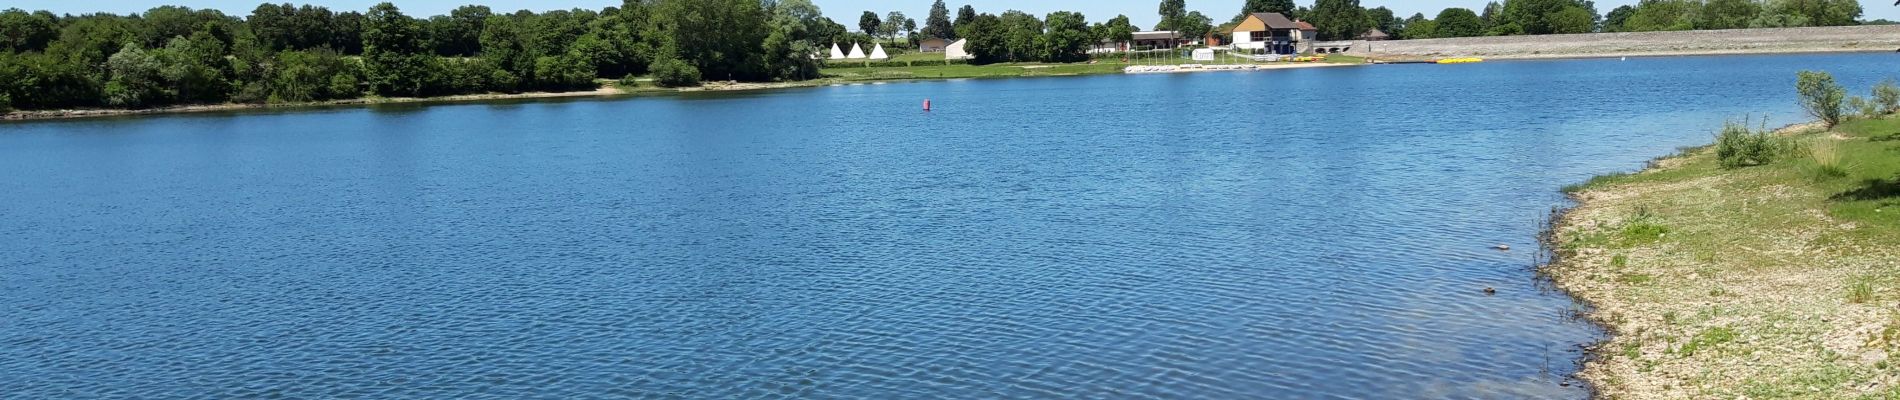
xmin=923 ymin=99 xmax=932 ymax=111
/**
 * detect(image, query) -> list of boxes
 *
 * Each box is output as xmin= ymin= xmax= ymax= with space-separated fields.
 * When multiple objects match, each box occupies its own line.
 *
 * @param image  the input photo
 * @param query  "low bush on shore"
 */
xmin=1714 ymin=118 xmax=1793 ymax=169
xmin=1797 ymin=71 xmax=1845 ymax=129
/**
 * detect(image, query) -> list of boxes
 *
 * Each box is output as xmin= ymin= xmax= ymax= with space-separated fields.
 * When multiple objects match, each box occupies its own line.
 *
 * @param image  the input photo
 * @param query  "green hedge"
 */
xmin=824 ymin=58 xmax=971 ymax=69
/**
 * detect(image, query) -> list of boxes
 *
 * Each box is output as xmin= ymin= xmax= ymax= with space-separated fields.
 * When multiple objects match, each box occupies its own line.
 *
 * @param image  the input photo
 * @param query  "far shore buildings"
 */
xmin=919 ymin=38 xmax=951 ymax=52
xmin=1131 ymin=31 xmax=1187 ymax=50
xmin=1361 ymin=28 xmax=1391 ymax=41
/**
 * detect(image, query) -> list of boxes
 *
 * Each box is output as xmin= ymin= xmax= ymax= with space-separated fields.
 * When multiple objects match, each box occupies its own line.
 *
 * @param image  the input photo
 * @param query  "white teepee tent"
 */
xmin=829 ymin=43 xmax=846 ymax=59
xmin=846 ymin=43 xmax=866 ymax=59
xmin=868 ymin=43 xmax=889 ymax=60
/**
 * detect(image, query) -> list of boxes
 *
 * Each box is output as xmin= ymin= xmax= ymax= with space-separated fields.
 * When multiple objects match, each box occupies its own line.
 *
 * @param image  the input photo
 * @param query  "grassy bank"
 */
xmin=1551 ymin=117 xmax=1900 ymax=398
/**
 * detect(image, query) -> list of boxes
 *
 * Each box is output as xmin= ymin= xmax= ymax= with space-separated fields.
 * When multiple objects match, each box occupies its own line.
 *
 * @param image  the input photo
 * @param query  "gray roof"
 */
xmin=1131 ymin=31 xmax=1181 ymax=41
xmin=1252 ymin=12 xmax=1299 ymax=30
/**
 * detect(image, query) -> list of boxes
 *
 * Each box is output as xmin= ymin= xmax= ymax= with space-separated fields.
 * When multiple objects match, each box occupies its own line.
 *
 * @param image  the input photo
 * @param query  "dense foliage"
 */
xmin=0 ymin=0 xmax=843 ymax=111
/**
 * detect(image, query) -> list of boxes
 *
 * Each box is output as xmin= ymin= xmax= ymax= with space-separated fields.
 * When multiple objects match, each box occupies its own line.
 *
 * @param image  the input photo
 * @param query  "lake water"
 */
xmin=2 ymin=53 xmax=1893 ymax=398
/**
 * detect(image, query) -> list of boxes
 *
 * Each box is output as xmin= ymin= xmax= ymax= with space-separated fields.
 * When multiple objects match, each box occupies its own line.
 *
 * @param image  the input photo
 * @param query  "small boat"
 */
xmin=1436 ymin=57 xmax=1484 ymax=64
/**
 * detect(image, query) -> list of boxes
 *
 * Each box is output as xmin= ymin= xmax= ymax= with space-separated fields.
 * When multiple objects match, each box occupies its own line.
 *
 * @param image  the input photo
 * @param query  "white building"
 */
xmin=829 ymin=43 xmax=846 ymax=59
xmin=1229 ymin=12 xmax=1300 ymax=54
xmin=846 ymin=43 xmax=866 ymax=59
xmin=868 ymin=43 xmax=889 ymax=60
xmin=945 ymin=39 xmax=973 ymax=60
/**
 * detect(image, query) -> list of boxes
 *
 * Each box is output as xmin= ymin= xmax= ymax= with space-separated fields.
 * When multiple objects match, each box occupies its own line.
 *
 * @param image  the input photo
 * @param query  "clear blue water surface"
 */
xmin=2 ymin=53 xmax=1894 ymax=398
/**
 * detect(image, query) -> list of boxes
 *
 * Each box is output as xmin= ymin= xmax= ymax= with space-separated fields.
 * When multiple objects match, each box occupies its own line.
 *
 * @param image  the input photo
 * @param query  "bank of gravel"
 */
xmin=1548 ymin=121 xmax=1899 ymax=399
xmin=1360 ymin=25 xmax=1900 ymax=60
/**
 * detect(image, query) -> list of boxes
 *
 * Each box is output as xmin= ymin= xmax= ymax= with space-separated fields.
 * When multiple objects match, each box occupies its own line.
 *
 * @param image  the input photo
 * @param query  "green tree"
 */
xmin=1696 ymin=0 xmax=1761 ymax=30
xmin=1405 ymin=14 xmax=1439 ymax=39
xmin=1043 ymin=11 xmax=1091 ymax=62
xmin=1624 ymin=0 xmax=1698 ymax=31
xmin=1178 ymin=11 xmax=1213 ymax=42
xmin=0 ymin=9 xmax=60 ymax=53
xmin=1309 ymin=0 xmax=1367 ymax=41
xmin=331 ymin=11 xmax=365 ymax=54
xmin=882 ymin=11 xmax=908 ymax=41
xmin=1480 ymin=1 xmax=1504 ymax=28
xmin=105 ymin=43 xmax=168 ymax=107
xmin=1243 ymin=0 xmax=1298 ymax=15
xmin=649 ymin=0 xmax=769 ymax=82
xmin=1236 ymin=0 xmax=1297 ymax=23
xmin=1796 ymin=70 xmax=1844 ymax=129
xmin=263 ymin=48 xmax=362 ymax=102
xmin=925 ymin=0 xmax=956 ymax=39
xmin=479 ymin=14 xmax=532 ymax=90
xmin=1757 ymin=0 xmax=1860 ymax=27
xmin=1156 ymin=0 xmax=1186 ymax=30
xmin=1602 ymin=5 xmax=1636 ymax=31
xmin=960 ymin=13 xmax=1007 ymax=64
xmin=999 ymin=10 xmax=1042 ymax=62
xmin=431 ymin=5 xmax=491 ymax=56
xmin=1365 ymin=6 xmax=1400 ymax=37
xmin=362 ymin=2 xmax=433 ymax=96
xmin=649 ymin=57 xmax=699 ymax=87
xmin=955 ymin=5 xmax=977 ymax=34
xmin=1103 ymin=14 xmax=1135 ymax=44
xmin=1498 ymin=0 xmax=1597 ymax=35
xmin=762 ymin=0 xmax=823 ymax=81
xmin=859 ymin=11 xmax=881 ymax=35
xmin=1434 ymin=8 xmax=1485 ymax=37
xmin=156 ymin=34 xmax=231 ymax=103
xmin=140 ymin=6 xmax=236 ymax=48
xmin=1875 ymin=79 xmax=1900 ymax=115
xmin=1547 ymin=5 xmax=1596 ymax=33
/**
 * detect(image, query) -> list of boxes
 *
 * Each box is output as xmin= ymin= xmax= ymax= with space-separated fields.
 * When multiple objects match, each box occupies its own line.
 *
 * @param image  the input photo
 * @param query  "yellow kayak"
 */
xmin=1436 ymin=57 xmax=1484 ymax=64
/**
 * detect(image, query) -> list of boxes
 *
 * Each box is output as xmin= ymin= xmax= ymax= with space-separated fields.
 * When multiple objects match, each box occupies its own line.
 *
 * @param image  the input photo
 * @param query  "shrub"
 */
xmin=1714 ymin=118 xmax=1790 ymax=169
xmin=1795 ymin=70 xmax=1845 ymax=129
xmin=1807 ymin=139 xmax=1849 ymax=180
xmin=1875 ymin=79 xmax=1900 ymax=115
xmin=650 ymin=58 xmax=701 ymax=88
xmin=1847 ymin=96 xmax=1878 ymax=119
xmin=534 ymin=54 xmax=597 ymax=91
xmin=0 ymin=92 xmax=10 ymax=113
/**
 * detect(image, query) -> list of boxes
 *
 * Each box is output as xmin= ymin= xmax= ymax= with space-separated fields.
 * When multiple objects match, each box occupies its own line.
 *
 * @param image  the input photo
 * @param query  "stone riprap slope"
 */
xmin=1356 ymin=25 xmax=1900 ymax=59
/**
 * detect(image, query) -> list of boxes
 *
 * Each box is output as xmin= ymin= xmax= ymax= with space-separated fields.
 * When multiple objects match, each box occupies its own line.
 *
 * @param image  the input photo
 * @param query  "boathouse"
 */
xmin=1228 ymin=13 xmax=1301 ymax=55
xmin=1131 ymin=31 xmax=1187 ymax=50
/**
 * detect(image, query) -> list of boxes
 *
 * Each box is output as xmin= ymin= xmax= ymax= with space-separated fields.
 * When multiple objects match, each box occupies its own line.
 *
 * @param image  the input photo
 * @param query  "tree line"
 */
xmin=0 ymin=0 xmax=844 ymax=112
xmin=1186 ymin=0 xmax=1868 ymax=41
xmin=1382 ymin=0 xmax=1862 ymax=40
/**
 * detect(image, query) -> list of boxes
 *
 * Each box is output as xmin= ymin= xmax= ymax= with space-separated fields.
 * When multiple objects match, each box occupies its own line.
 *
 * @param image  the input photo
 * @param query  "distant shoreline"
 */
xmin=3 ymin=62 xmax=1349 ymax=122
xmin=1358 ymin=24 xmax=1900 ymax=61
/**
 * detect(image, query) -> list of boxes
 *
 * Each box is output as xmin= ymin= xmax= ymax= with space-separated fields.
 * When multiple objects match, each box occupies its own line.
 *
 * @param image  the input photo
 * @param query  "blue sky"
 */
xmin=14 ymin=0 xmax=1900 ymax=29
